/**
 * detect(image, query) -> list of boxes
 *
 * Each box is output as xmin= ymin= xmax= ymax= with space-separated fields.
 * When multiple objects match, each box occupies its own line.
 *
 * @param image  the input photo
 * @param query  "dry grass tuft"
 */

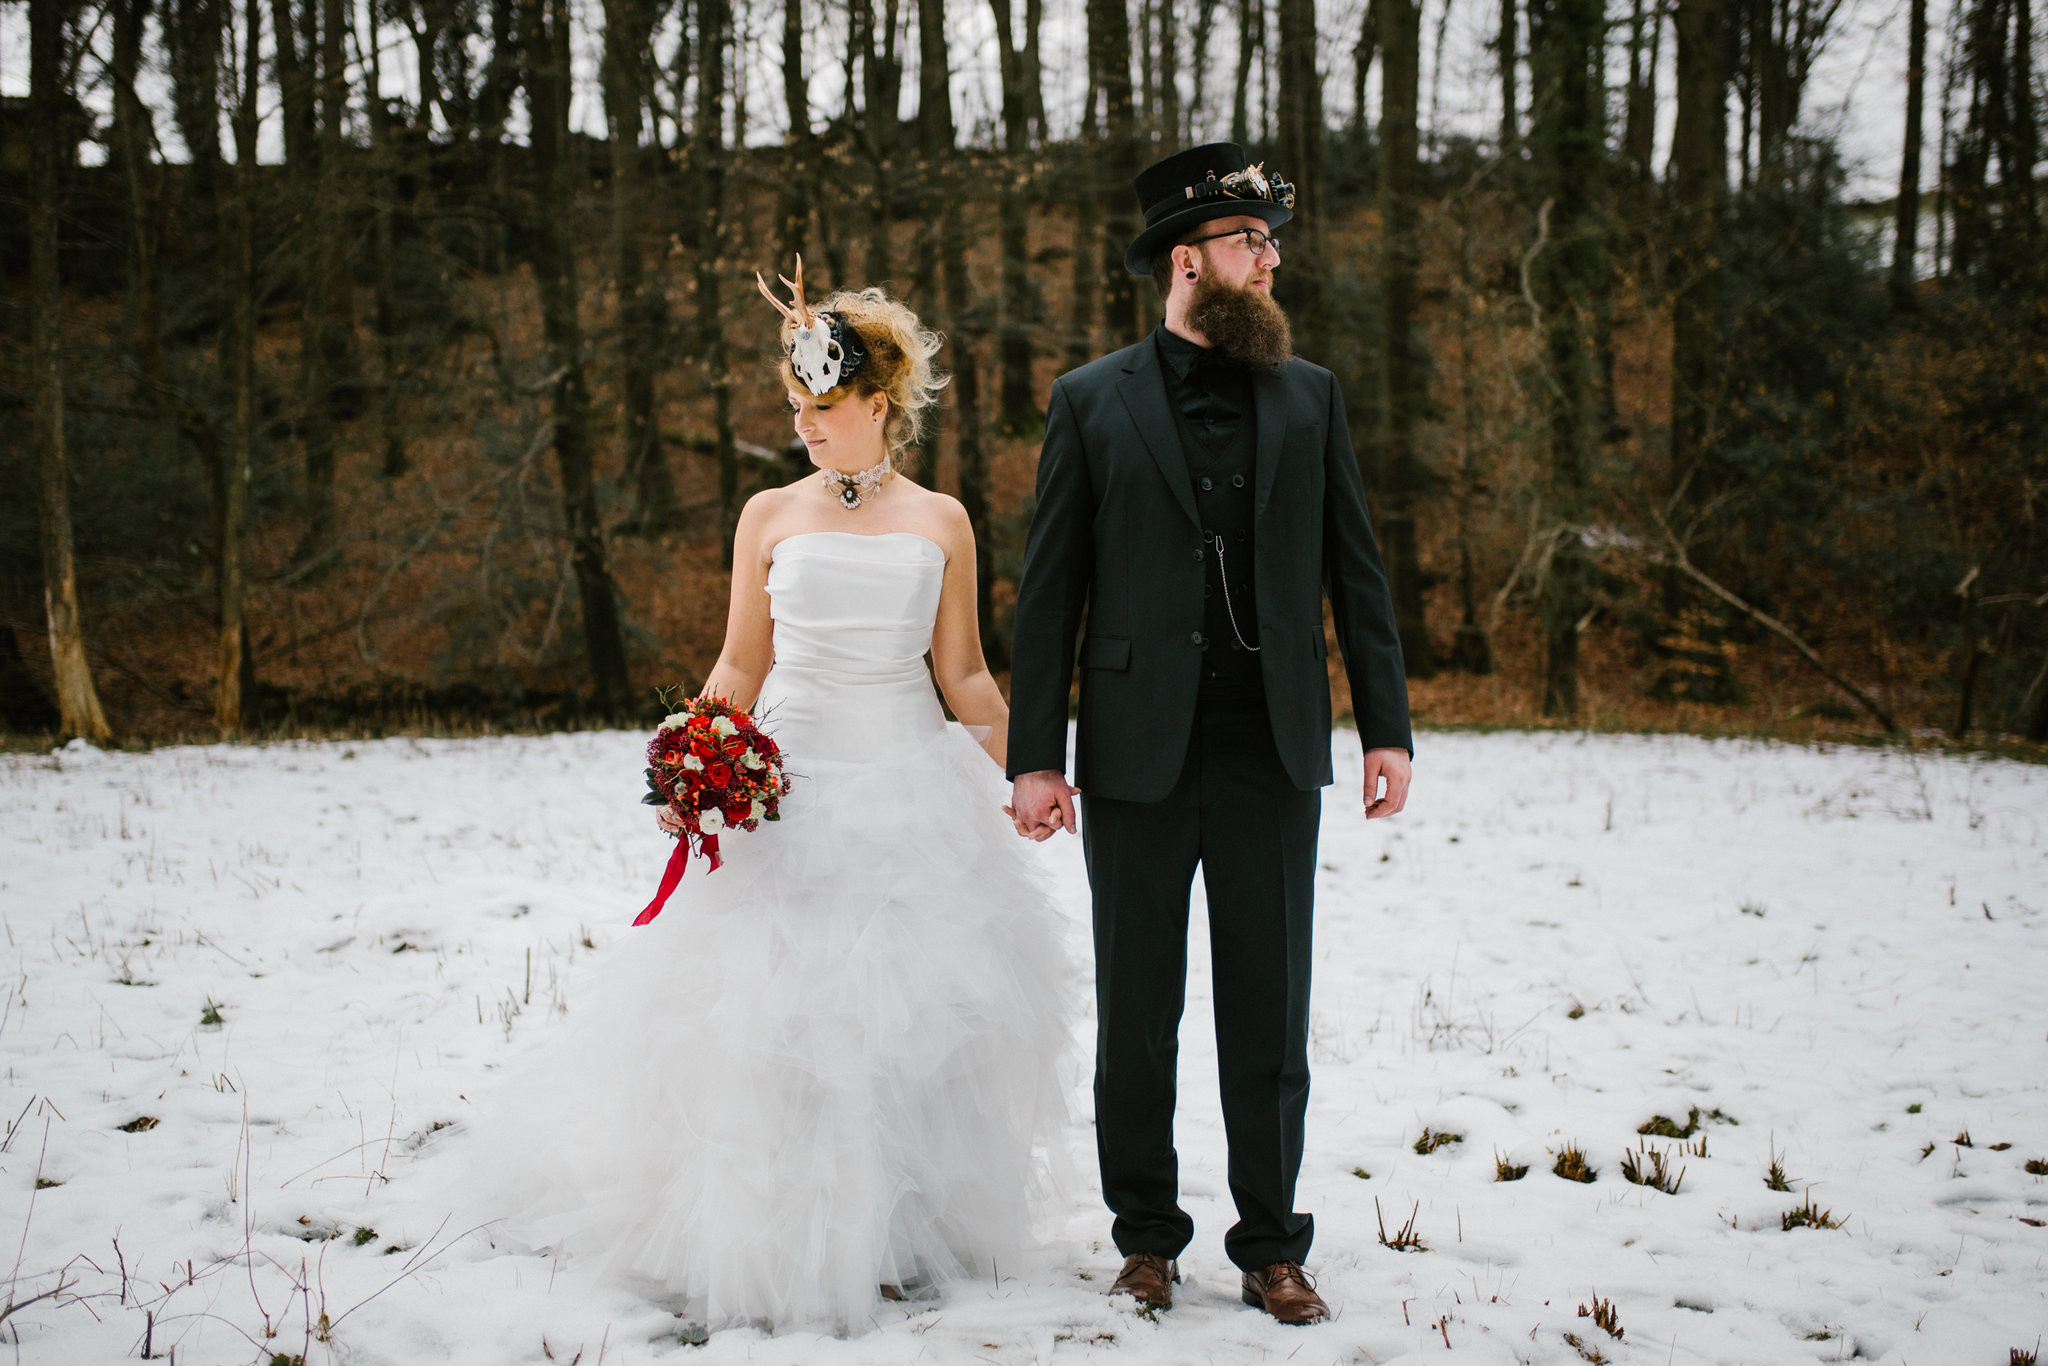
xmin=1578 ymin=1292 xmax=1624 ymax=1340
xmin=1375 ymin=1197 xmax=1428 ymax=1252
xmin=1765 ymin=1139 xmax=1794 ymax=1192
xmin=1413 ymin=1127 xmax=1465 ymax=1155
xmin=1494 ymin=1150 xmax=1530 ymax=1182
xmin=2024 ymin=1158 xmax=2048 ymax=1176
xmin=1553 ymin=1142 xmax=1597 ymax=1183
xmin=1620 ymin=1142 xmax=1685 ymax=1194
xmin=1781 ymin=1191 xmax=1845 ymax=1231
xmin=1562 ymin=1331 xmax=1610 ymax=1363
xmin=2009 ymin=1347 xmax=2038 ymax=1366
xmin=1637 ymin=1106 xmax=1701 ymax=1139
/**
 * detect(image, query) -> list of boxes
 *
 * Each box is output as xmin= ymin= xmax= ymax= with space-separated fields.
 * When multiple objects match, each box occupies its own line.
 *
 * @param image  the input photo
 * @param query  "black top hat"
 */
xmin=1124 ymin=142 xmax=1296 ymax=277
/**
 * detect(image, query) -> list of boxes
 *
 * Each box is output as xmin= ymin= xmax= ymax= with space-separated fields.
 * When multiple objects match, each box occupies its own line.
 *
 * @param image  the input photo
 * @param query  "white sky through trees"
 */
xmin=0 ymin=0 xmax=1946 ymax=202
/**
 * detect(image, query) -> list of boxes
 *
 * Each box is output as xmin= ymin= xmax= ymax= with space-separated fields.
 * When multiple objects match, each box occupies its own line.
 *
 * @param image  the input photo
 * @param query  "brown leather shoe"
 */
xmin=1241 ymin=1262 xmax=1329 ymax=1324
xmin=1109 ymin=1252 xmax=1179 ymax=1310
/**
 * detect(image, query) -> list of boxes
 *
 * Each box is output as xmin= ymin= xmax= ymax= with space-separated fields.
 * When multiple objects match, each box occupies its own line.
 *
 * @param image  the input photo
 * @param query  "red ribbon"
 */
xmin=632 ymin=833 xmax=723 ymax=926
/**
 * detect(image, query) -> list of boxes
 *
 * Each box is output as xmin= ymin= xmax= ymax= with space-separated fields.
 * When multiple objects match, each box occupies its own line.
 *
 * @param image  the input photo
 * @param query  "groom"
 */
xmin=1007 ymin=143 xmax=1413 ymax=1326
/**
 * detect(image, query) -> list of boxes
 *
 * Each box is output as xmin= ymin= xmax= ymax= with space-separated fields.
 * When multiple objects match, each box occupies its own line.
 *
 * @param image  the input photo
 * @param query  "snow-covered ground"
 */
xmin=2 ymin=729 xmax=2043 ymax=1365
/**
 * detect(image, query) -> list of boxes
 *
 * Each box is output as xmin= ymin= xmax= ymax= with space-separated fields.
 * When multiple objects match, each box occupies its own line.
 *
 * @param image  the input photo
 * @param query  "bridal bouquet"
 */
xmin=633 ymin=696 xmax=791 ymax=925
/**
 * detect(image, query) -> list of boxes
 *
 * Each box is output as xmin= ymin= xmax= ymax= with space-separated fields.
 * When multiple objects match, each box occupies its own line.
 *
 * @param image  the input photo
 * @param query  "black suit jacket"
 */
xmin=1007 ymin=336 xmax=1412 ymax=803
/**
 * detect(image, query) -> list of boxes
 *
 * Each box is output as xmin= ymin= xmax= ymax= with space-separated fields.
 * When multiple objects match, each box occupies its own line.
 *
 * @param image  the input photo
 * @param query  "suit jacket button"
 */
xmin=1191 ymin=631 xmax=1207 ymax=648
xmin=1192 ymin=548 xmax=1204 ymax=561
xmin=1232 ymin=474 xmax=1246 ymax=488
xmin=1200 ymin=476 xmax=1214 ymax=491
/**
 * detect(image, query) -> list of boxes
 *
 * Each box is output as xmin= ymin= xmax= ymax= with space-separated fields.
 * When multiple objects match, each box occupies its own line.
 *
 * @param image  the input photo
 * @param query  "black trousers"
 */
xmin=1080 ymin=680 xmax=1322 ymax=1272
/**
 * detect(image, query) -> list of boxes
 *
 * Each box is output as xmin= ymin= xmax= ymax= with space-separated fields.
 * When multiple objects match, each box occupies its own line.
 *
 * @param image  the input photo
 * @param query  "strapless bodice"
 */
xmin=755 ymin=532 xmax=950 ymax=763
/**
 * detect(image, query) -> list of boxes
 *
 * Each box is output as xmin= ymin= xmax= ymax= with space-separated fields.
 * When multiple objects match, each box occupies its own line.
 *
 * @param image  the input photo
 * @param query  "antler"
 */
xmin=753 ymin=253 xmax=817 ymax=330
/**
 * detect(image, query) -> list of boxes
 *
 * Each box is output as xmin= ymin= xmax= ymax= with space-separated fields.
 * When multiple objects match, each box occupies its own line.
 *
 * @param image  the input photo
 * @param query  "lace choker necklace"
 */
xmin=823 ymin=454 xmax=892 ymax=510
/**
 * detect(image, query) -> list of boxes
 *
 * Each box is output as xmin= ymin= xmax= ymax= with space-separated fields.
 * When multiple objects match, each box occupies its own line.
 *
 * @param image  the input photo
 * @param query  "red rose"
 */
xmin=707 ymin=762 xmax=732 ymax=786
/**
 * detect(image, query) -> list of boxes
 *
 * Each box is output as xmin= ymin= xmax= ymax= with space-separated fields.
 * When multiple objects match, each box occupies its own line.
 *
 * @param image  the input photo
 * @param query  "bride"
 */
xmin=442 ymin=266 xmax=1074 ymax=1334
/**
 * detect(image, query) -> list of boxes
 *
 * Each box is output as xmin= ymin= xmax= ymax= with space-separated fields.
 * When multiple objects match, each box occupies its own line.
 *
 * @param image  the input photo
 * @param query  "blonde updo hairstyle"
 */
xmin=777 ymin=287 xmax=948 ymax=456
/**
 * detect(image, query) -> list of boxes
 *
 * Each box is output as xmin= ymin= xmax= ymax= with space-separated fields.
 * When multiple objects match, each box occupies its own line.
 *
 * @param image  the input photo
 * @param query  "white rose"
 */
xmin=710 ymin=716 xmax=739 ymax=737
xmin=699 ymin=808 xmax=724 ymax=834
xmin=683 ymin=754 xmax=705 ymax=771
xmin=658 ymin=712 xmax=690 ymax=732
xmin=748 ymin=798 xmax=765 ymax=822
xmin=741 ymin=750 xmax=765 ymax=770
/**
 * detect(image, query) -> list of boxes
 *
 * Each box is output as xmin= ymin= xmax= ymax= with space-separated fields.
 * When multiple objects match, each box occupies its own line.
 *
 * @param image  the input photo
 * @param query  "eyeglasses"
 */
xmin=1186 ymin=226 xmax=1282 ymax=258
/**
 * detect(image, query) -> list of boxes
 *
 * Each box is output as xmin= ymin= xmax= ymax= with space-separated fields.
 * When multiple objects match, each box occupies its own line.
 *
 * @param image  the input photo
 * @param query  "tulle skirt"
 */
xmin=430 ymin=718 xmax=1078 ymax=1334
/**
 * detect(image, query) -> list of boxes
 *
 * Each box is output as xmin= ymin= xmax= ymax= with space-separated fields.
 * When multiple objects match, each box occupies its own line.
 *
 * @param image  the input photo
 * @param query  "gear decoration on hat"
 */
xmin=1185 ymin=162 xmax=1296 ymax=210
xmin=754 ymin=255 xmax=869 ymax=396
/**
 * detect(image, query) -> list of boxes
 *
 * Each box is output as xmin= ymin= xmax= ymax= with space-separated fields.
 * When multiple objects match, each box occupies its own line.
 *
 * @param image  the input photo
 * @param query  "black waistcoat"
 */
xmin=1159 ymin=343 xmax=1262 ymax=692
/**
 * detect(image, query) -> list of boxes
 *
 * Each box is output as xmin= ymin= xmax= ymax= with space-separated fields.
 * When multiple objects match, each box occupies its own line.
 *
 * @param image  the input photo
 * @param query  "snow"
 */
xmin=3 ymin=728 xmax=2044 ymax=1364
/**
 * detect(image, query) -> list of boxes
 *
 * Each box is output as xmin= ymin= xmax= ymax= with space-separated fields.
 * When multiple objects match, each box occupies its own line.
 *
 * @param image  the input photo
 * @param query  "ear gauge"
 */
xmin=1185 ymin=270 xmax=1197 ymax=281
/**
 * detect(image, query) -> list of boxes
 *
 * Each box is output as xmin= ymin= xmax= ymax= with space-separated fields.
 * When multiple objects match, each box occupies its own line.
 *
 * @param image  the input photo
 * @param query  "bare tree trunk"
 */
xmin=775 ymin=0 xmax=812 ymax=263
xmin=31 ymin=0 xmax=113 ymax=743
xmin=1192 ymin=0 xmax=1221 ymax=138
xmin=991 ymin=0 xmax=1041 ymax=434
xmin=1352 ymin=0 xmax=1379 ymax=138
xmin=1890 ymin=0 xmax=1927 ymax=307
xmin=1527 ymin=0 xmax=1610 ymax=717
xmin=918 ymin=0 xmax=1004 ymax=665
xmin=1449 ymin=202 xmax=1494 ymax=673
xmin=856 ymin=0 xmax=904 ymax=284
xmin=696 ymin=0 xmax=741 ymax=562
xmin=295 ymin=0 xmax=358 ymax=567
xmin=524 ymin=0 xmax=634 ymax=717
xmin=111 ymin=0 xmax=166 ymax=395
xmin=166 ymin=0 xmax=227 ymax=228
xmin=1023 ymin=0 xmax=1047 ymax=139
xmin=1091 ymin=0 xmax=1141 ymax=342
xmin=605 ymin=0 xmax=682 ymax=532
xmin=1138 ymin=0 xmax=1157 ymax=136
xmin=1273 ymin=0 xmax=1323 ymax=347
xmin=1623 ymin=0 xmax=1657 ymax=185
xmin=1171 ymin=0 xmax=1187 ymax=145
xmin=219 ymin=0 xmax=261 ymax=734
xmin=1067 ymin=87 xmax=1101 ymax=369
xmin=1377 ymin=0 xmax=1436 ymax=676
xmin=1671 ymin=0 xmax=1727 ymax=499
xmin=361 ymin=11 xmax=411 ymax=479
xmin=1497 ymin=0 xmax=1518 ymax=155
xmin=270 ymin=0 xmax=315 ymax=168
xmin=1232 ymin=0 xmax=1261 ymax=144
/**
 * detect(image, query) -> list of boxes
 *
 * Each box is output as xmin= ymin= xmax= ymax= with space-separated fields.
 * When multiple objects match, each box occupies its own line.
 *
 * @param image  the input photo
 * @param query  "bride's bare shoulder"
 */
xmin=735 ymin=485 xmax=802 ymax=562
xmin=897 ymin=485 xmax=973 ymax=558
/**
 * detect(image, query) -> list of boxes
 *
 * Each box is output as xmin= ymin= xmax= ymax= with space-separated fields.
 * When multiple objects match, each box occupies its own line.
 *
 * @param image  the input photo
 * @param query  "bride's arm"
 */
xmin=698 ymin=494 xmax=778 ymax=710
xmin=928 ymin=499 xmax=1011 ymax=769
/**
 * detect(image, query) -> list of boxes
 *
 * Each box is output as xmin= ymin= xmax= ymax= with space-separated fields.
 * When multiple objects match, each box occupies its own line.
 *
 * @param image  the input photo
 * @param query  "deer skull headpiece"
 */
xmin=756 ymin=255 xmax=869 ymax=397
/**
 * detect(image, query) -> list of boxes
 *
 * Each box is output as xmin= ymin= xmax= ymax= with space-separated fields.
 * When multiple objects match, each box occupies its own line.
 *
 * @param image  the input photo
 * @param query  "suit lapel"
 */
xmin=1117 ymin=344 xmax=1201 ymax=531
xmin=1252 ymin=365 xmax=1287 ymax=519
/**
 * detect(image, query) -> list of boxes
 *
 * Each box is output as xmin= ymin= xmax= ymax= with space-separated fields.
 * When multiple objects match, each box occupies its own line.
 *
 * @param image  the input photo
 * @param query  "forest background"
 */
xmin=2 ymin=0 xmax=2044 ymax=749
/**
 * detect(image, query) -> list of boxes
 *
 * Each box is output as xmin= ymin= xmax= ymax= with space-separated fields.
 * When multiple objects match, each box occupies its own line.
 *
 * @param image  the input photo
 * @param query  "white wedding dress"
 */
xmin=439 ymin=531 xmax=1075 ymax=1334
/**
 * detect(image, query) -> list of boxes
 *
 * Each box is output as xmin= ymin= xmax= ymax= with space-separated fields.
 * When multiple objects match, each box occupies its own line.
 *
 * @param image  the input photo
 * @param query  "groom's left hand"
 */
xmin=1363 ymin=748 xmax=1411 ymax=819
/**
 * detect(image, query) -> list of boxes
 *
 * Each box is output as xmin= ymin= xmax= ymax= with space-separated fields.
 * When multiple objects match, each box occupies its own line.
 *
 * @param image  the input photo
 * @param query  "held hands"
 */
xmin=1007 ymin=770 xmax=1080 ymax=842
xmin=1363 ymin=747 xmax=1412 ymax=818
xmin=656 ymin=805 xmax=686 ymax=835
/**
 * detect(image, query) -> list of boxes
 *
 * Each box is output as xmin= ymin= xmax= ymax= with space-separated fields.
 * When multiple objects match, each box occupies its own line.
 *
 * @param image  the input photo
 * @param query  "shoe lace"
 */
xmin=1267 ymin=1261 xmax=1317 ymax=1292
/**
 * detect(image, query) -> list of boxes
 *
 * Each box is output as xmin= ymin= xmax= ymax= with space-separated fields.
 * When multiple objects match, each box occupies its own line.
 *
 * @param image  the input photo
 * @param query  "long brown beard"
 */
xmin=1186 ymin=270 xmax=1293 ymax=371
